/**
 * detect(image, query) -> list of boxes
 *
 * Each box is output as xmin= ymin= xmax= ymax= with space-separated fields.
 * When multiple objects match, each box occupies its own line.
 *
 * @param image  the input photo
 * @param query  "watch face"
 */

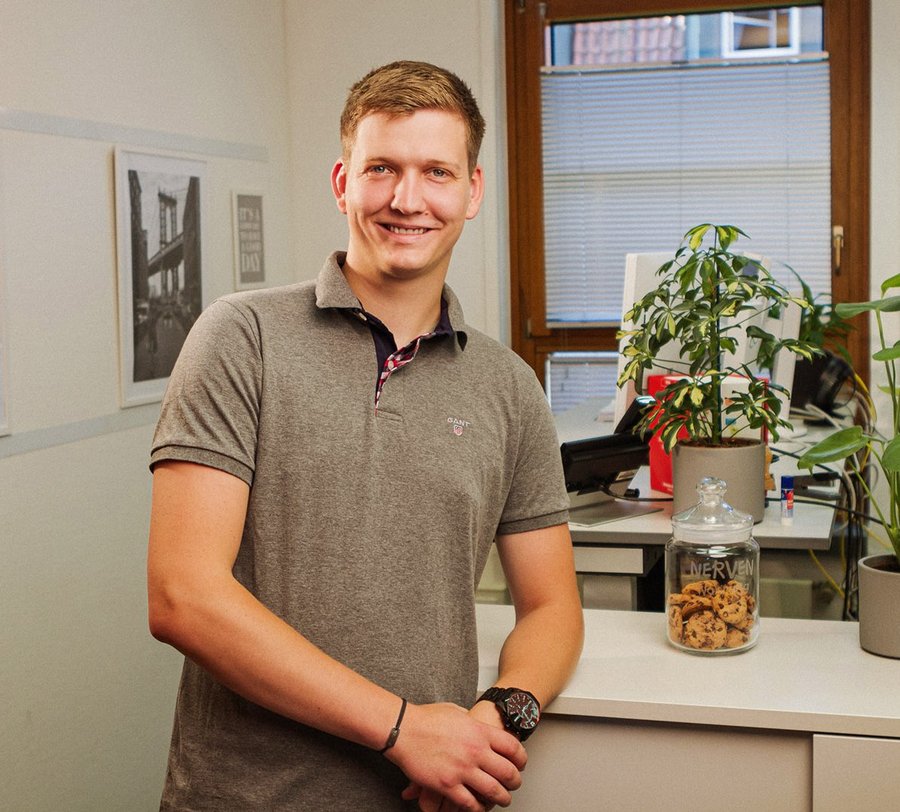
xmin=506 ymin=691 xmax=539 ymax=730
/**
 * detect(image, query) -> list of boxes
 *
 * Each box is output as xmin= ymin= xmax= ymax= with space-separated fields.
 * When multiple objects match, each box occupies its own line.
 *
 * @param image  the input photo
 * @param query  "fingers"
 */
xmin=469 ymin=751 xmax=521 ymax=807
xmin=389 ymin=702 xmax=526 ymax=811
xmin=401 ymin=746 xmax=518 ymax=811
xmin=476 ymin=745 xmax=523 ymax=793
xmin=413 ymin=772 xmax=509 ymax=812
xmin=401 ymin=782 xmax=422 ymax=802
xmin=405 ymin=780 xmax=500 ymax=812
xmin=483 ymin=724 xmax=528 ymax=771
xmin=416 ymin=785 xmax=493 ymax=812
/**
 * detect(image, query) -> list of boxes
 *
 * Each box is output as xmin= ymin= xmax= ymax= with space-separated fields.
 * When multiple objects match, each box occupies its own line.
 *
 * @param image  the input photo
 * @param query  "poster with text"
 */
xmin=0 ymin=292 xmax=8 ymax=436
xmin=233 ymin=192 xmax=265 ymax=289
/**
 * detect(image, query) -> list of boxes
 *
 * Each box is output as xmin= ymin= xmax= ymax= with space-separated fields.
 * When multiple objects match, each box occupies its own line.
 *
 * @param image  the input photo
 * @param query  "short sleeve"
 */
xmin=150 ymin=299 xmax=262 ymax=485
xmin=496 ymin=364 xmax=569 ymax=535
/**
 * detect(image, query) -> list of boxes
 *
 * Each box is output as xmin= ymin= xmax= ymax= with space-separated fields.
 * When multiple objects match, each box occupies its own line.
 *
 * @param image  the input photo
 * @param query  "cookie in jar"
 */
xmin=665 ymin=478 xmax=759 ymax=655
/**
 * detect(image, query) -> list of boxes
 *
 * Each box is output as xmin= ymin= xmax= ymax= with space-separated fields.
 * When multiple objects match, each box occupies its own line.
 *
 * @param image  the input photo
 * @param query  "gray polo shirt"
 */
xmin=150 ymin=252 xmax=569 ymax=810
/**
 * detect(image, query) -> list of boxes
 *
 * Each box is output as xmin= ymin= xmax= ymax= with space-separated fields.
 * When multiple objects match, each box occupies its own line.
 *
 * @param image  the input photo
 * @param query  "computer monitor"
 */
xmin=613 ymin=252 xmax=680 ymax=428
xmin=721 ymin=289 xmax=802 ymax=430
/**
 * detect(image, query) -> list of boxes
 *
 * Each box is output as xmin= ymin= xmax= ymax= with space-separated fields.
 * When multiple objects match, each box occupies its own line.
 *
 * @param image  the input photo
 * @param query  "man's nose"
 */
xmin=391 ymin=172 xmax=425 ymax=214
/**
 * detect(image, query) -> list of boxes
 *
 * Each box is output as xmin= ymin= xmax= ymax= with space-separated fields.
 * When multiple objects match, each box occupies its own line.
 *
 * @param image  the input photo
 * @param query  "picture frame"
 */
xmin=0 ymin=279 xmax=9 ymax=436
xmin=114 ymin=147 xmax=206 ymax=407
xmin=232 ymin=191 xmax=265 ymax=289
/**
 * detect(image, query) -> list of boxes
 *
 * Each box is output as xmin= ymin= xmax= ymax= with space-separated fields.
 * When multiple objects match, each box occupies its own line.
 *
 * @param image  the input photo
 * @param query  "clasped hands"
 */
xmin=385 ymin=700 xmax=527 ymax=812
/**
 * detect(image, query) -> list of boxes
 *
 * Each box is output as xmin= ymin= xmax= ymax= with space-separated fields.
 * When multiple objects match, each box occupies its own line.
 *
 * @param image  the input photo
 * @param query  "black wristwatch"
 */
xmin=477 ymin=686 xmax=541 ymax=741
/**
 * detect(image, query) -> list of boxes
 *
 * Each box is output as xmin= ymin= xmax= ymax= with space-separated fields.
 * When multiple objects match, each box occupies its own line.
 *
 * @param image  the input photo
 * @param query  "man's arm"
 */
xmin=408 ymin=523 xmax=583 ymax=811
xmin=147 ymin=460 xmax=526 ymax=810
xmin=481 ymin=523 xmax=584 ymax=718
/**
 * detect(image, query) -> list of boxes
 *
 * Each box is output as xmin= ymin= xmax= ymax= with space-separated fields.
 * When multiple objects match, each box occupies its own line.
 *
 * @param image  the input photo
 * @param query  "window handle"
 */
xmin=833 ymin=225 xmax=844 ymax=276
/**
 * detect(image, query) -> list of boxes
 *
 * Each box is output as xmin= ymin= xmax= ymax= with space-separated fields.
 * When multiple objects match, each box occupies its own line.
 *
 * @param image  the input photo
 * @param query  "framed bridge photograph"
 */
xmin=114 ymin=147 xmax=206 ymax=407
xmin=0 ymin=274 xmax=8 ymax=436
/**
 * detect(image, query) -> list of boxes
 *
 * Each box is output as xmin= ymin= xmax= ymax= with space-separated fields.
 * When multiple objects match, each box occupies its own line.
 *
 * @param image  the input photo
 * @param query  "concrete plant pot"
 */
xmin=858 ymin=553 xmax=900 ymax=659
xmin=672 ymin=440 xmax=766 ymax=522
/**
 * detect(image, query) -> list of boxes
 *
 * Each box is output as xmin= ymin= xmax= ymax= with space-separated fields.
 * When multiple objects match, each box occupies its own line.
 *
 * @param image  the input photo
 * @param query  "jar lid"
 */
xmin=672 ymin=477 xmax=753 ymax=543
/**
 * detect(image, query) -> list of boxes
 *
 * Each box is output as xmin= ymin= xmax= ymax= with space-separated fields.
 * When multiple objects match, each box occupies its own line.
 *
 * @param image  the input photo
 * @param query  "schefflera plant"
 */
xmin=618 ymin=223 xmax=819 ymax=451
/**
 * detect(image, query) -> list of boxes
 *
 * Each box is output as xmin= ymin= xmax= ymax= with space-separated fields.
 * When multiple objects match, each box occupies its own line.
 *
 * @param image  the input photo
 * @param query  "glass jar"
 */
xmin=665 ymin=477 xmax=760 ymax=654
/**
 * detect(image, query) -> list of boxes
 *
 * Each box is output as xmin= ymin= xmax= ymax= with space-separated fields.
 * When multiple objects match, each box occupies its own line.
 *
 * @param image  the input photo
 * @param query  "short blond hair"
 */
xmin=340 ymin=60 xmax=485 ymax=174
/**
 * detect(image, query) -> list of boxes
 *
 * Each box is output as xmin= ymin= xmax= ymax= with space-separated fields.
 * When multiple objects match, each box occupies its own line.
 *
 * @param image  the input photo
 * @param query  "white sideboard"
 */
xmin=477 ymin=604 xmax=900 ymax=811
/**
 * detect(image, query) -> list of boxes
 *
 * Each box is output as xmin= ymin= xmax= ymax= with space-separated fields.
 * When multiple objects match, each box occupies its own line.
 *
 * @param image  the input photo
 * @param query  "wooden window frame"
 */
xmin=505 ymin=0 xmax=870 ymax=385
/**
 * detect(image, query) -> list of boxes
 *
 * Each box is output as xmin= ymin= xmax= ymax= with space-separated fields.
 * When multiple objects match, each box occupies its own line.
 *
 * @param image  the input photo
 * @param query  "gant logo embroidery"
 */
xmin=448 ymin=416 xmax=472 ymax=436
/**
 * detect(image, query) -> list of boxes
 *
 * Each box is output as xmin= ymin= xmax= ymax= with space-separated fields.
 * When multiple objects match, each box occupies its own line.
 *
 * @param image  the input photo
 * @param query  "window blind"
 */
xmin=545 ymin=352 xmax=620 ymax=414
xmin=541 ymin=59 xmax=831 ymax=326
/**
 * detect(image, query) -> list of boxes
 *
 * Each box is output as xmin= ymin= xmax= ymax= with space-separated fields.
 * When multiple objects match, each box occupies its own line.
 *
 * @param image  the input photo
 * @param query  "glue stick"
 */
xmin=781 ymin=475 xmax=794 ymax=525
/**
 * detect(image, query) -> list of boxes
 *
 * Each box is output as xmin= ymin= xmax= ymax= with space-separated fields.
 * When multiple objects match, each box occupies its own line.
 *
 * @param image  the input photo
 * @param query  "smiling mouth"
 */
xmin=385 ymin=224 xmax=430 ymax=235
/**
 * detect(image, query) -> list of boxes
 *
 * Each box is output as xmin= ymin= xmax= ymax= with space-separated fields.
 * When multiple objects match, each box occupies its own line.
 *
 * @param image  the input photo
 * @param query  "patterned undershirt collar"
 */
xmin=348 ymin=299 xmax=454 ymax=410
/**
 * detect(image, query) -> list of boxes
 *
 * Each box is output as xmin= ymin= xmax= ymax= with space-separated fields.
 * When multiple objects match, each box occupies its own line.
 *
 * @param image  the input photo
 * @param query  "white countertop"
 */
xmin=477 ymin=603 xmax=900 ymax=739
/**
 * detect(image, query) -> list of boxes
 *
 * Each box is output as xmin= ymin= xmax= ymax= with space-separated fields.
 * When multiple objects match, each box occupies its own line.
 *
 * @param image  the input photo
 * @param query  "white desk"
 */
xmin=477 ymin=603 xmax=900 ymax=811
xmin=570 ymin=467 xmax=837 ymax=551
xmin=557 ymin=402 xmax=839 ymax=589
xmin=568 ymin=466 xmax=839 ymax=611
xmin=569 ymin=466 xmax=839 ymax=609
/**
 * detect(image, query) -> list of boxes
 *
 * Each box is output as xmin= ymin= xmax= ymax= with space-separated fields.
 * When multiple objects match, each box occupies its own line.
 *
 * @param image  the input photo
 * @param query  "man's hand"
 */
xmin=387 ymin=701 xmax=525 ymax=812
xmin=403 ymin=521 xmax=582 ymax=810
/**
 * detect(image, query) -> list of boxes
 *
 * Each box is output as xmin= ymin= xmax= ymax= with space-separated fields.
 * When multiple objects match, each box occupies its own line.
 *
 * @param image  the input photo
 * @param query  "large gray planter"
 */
xmin=672 ymin=440 xmax=766 ymax=522
xmin=858 ymin=553 xmax=900 ymax=658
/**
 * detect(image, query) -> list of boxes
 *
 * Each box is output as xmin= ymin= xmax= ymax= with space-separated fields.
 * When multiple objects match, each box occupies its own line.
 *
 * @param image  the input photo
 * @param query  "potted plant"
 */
xmin=618 ymin=223 xmax=818 ymax=520
xmin=797 ymin=274 xmax=900 ymax=657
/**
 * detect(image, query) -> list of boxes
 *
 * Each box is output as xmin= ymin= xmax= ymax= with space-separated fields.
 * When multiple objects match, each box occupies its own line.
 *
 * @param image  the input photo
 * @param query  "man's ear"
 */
xmin=465 ymin=165 xmax=485 ymax=221
xmin=331 ymin=159 xmax=348 ymax=213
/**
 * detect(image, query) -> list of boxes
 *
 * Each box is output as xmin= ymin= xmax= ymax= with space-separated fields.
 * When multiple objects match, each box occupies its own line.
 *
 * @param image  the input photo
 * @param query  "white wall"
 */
xmin=283 ymin=0 xmax=508 ymax=340
xmin=0 ymin=1 xmax=896 ymax=809
xmin=870 ymin=0 xmax=900 ymax=478
xmin=0 ymin=2 xmax=294 ymax=808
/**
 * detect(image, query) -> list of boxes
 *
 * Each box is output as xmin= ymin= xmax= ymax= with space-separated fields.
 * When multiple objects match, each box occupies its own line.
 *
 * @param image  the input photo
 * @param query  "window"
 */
xmin=505 ymin=0 xmax=870 ymax=409
xmin=542 ymin=52 xmax=830 ymax=325
xmin=723 ymin=9 xmax=801 ymax=57
xmin=545 ymin=350 xmax=620 ymax=413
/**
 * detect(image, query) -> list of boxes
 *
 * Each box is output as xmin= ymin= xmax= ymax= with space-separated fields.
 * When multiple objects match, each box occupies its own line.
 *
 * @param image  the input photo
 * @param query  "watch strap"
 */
xmin=478 ymin=686 xmax=510 ymax=705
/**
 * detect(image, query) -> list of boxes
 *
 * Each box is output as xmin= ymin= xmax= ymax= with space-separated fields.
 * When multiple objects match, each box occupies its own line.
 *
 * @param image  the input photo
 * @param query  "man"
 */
xmin=147 ymin=60 xmax=583 ymax=811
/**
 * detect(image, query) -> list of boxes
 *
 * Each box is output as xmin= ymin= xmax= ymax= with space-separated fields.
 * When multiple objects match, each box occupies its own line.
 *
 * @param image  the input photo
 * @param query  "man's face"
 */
xmin=331 ymin=109 xmax=483 ymax=284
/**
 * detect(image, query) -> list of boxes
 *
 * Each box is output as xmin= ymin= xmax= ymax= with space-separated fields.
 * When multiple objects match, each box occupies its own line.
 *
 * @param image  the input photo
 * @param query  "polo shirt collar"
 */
xmin=315 ymin=251 xmax=469 ymax=349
